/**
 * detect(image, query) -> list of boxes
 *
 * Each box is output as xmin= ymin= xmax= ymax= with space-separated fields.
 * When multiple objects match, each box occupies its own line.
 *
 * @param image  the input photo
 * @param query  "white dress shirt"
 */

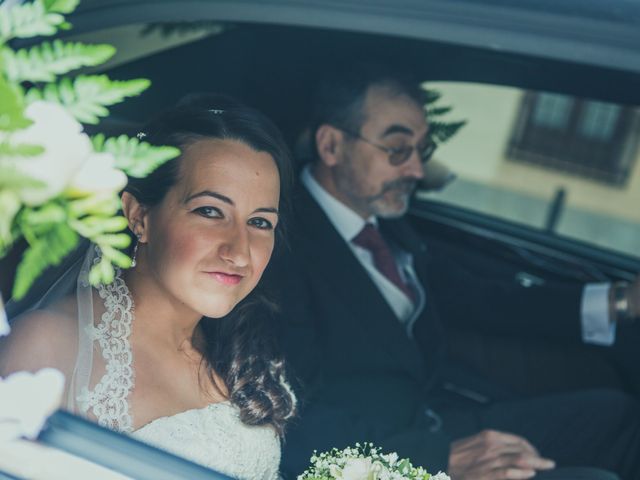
xmin=302 ymin=166 xmax=615 ymax=346
xmin=302 ymin=167 xmax=424 ymax=335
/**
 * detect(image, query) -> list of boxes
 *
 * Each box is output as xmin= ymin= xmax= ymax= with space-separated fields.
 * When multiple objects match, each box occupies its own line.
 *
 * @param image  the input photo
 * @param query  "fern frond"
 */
xmin=25 ymin=75 xmax=151 ymax=124
xmin=3 ymin=41 xmax=116 ymax=83
xmin=427 ymin=105 xmax=453 ymax=118
xmin=0 ymin=142 xmax=44 ymax=157
xmin=12 ymin=222 xmax=78 ymax=300
xmin=0 ymin=190 xmax=22 ymax=257
xmin=423 ymin=88 xmax=467 ymax=147
xmin=423 ymin=89 xmax=442 ymax=105
xmin=428 ymin=120 xmax=468 ymax=145
xmin=89 ymin=255 xmax=115 ymax=285
xmin=0 ymin=0 xmax=65 ymax=42
xmin=43 ymin=0 xmax=80 ymax=14
xmin=0 ymin=74 xmax=30 ymax=131
xmin=92 ymin=134 xmax=180 ymax=178
xmin=0 ymin=163 xmax=45 ymax=190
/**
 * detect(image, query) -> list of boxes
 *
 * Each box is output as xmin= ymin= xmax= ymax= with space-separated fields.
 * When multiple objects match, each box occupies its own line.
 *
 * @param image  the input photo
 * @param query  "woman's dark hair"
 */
xmin=125 ymin=93 xmax=296 ymax=435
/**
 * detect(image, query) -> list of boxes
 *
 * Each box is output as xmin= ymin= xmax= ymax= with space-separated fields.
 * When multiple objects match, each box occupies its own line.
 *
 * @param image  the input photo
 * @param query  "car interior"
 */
xmin=1 ymin=0 xmax=639 ymax=477
xmin=70 ymin=10 xmax=640 ymax=398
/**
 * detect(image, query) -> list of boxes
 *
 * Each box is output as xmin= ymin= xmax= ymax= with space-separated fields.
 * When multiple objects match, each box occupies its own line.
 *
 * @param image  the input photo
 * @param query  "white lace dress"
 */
xmin=73 ymin=269 xmax=281 ymax=480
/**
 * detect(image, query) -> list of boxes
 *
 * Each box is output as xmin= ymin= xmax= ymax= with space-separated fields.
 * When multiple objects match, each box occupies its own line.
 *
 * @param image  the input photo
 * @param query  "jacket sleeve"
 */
xmin=423 ymin=246 xmax=585 ymax=344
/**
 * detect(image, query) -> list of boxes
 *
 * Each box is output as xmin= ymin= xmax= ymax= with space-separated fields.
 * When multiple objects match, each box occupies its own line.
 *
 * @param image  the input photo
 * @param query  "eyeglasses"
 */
xmin=338 ymin=127 xmax=437 ymax=166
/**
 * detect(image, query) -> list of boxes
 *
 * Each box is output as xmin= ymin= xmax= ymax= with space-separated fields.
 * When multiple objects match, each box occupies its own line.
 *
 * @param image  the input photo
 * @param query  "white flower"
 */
xmin=10 ymin=101 xmax=93 ymax=206
xmin=341 ymin=458 xmax=374 ymax=480
xmin=68 ymin=151 xmax=127 ymax=196
xmin=0 ymin=369 xmax=65 ymax=442
xmin=385 ymin=452 xmax=399 ymax=466
xmin=429 ymin=472 xmax=451 ymax=480
xmin=372 ymin=462 xmax=392 ymax=480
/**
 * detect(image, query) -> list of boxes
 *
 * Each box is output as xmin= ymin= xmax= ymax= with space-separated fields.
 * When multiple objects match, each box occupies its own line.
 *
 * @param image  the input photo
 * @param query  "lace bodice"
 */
xmin=132 ymin=402 xmax=280 ymax=480
xmin=74 ymin=265 xmax=281 ymax=480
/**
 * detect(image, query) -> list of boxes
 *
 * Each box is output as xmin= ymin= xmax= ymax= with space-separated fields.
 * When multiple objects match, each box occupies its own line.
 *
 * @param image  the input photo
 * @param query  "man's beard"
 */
xmin=365 ymin=177 xmax=417 ymax=219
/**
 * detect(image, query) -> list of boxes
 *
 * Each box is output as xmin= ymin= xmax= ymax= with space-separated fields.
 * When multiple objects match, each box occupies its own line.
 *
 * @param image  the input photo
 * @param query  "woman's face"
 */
xmin=139 ymin=138 xmax=280 ymax=318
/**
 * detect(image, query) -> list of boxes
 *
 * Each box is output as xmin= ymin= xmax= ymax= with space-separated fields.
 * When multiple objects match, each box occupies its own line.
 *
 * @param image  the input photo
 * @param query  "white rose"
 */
xmin=0 ymin=368 xmax=65 ymax=442
xmin=340 ymin=458 xmax=373 ymax=480
xmin=68 ymin=151 xmax=127 ymax=196
xmin=11 ymin=101 xmax=93 ymax=205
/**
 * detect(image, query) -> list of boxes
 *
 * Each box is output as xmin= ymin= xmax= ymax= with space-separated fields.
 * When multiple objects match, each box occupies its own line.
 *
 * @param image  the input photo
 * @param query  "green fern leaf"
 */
xmin=2 ymin=41 xmax=116 ymax=83
xmin=427 ymin=105 xmax=453 ymax=118
xmin=93 ymin=134 xmax=180 ymax=178
xmin=0 ymin=75 xmax=31 ymax=131
xmin=43 ymin=0 xmax=80 ymax=14
xmin=89 ymin=256 xmax=115 ymax=285
xmin=99 ymin=243 xmax=132 ymax=269
xmin=20 ymin=202 xmax=67 ymax=229
xmin=67 ymin=193 xmax=120 ymax=218
xmin=0 ymin=190 xmax=21 ymax=257
xmin=423 ymin=89 xmax=442 ymax=105
xmin=0 ymin=165 xmax=44 ymax=195
xmin=0 ymin=164 xmax=44 ymax=190
xmin=69 ymin=214 xmax=128 ymax=238
xmin=12 ymin=222 xmax=78 ymax=300
xmin=95 ymin=233 xmax=131 ymax=249
xmin=26 ymin=75 xmax=151 ymax=124
xmin=0 ymin=142 xmax=45 ymax=157
xmin=428 ymin=120 xmax=468 ymax=145
xmin=423 ymin=88 xmax=467 ymax=146
xmin=0 ymin=0 xmax=66 ymax=42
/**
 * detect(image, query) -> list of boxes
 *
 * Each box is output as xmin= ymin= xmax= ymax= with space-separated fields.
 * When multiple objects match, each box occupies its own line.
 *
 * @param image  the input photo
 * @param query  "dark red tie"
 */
xmin=352 ymin=223 xmax=415 ymax=303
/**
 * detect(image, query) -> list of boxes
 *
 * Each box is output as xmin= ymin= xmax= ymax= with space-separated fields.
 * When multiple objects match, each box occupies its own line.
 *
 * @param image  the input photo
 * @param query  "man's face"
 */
xmin=333 ymin=85 xmax=428 ymax=219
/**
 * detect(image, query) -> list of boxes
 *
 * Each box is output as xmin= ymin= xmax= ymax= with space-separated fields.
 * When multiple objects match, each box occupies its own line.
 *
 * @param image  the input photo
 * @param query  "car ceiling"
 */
xmin=71 ymin=0 xmax=640 ymax=71
xmin=65 ymin=1 xmax=640 ymax=141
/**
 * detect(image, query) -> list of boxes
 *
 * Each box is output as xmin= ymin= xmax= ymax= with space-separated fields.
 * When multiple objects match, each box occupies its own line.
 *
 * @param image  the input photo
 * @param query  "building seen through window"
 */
xmin=420 ymin=82 xmax=640 ymax=258
xmin=509 ymin=92 xmax=639 ymax=186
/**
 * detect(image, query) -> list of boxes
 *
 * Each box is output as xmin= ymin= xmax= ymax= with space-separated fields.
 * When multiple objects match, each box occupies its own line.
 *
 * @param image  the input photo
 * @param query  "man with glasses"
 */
xmin=268 ymin=64 xmax=639 ymax=480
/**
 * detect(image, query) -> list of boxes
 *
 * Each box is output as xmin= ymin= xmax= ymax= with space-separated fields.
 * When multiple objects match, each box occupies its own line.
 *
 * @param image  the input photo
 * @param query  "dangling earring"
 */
xmin=131 ymin=233 xmax=142 ymax=268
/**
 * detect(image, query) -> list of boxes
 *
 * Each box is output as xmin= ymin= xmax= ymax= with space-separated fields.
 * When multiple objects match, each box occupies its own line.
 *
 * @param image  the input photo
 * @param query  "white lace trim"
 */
xmin=77 ymin=265 xmax=134 ymax=433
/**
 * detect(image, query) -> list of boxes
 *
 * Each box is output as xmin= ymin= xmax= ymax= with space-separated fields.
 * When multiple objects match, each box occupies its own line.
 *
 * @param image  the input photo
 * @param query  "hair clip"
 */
xmin=208 ymin=109 xmax=224 ymax=114
xmin=136 ymin=131 xmax=147 ymax=140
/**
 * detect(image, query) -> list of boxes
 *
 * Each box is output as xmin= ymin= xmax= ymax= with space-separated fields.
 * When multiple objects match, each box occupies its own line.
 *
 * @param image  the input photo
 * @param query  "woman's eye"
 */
xmin=194 ymin=206 xmax=223 ymax=218
xmin=248 ymin=217 xmax=274 ymax=230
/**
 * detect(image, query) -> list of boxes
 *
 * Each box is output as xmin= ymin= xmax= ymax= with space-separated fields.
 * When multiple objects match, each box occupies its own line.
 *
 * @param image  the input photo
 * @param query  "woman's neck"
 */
xmin=122 ymin=265 xmax=202 ymax=353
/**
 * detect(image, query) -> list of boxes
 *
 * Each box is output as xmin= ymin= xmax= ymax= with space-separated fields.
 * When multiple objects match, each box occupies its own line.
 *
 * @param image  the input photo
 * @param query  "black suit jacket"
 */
xmin=266 ymin=183 xmax=584 ymax=476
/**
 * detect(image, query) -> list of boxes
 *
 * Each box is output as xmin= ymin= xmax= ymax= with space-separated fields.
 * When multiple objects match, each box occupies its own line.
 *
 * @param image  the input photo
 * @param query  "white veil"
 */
xmin=6 ymin=243 xmax=102 ymax=414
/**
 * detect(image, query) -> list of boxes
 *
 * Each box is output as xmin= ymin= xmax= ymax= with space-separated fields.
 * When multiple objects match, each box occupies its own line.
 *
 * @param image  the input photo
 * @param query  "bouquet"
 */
xmin=299 ymin=443 xmax=450 ymax=480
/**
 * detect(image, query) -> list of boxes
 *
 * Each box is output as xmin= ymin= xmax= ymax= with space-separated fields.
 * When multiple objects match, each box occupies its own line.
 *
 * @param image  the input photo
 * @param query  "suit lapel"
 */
xmin=292 ymin=185 xmax=425 ymax=379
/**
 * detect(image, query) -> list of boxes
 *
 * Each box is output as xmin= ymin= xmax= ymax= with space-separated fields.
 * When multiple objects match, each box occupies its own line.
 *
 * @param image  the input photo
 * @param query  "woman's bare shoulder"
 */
xmin=0 ymin=297 xmax=79 ymax=377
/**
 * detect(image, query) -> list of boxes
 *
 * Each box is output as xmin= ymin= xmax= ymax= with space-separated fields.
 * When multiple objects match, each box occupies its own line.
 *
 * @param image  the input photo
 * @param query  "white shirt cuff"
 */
xmin=581 ymin=283 xmax=616 ymax=346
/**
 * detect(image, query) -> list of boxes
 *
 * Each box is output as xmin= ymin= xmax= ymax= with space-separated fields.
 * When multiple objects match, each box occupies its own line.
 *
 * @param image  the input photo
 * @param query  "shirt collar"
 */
xmin=301 ymin=166 xmax=377 ymax=242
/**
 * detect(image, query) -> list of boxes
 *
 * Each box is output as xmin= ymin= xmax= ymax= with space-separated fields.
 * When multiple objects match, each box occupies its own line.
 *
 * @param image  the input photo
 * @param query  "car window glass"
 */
xmin=419 ymin=81 xmax=640 ymax=259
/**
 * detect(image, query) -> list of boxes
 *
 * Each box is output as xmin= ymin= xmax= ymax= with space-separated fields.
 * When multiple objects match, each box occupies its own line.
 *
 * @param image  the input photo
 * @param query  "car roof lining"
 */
xmin=71 ymin=0 xmax=640 ymax=73
xmin=102 ymin=23 xmax=640 ymax=145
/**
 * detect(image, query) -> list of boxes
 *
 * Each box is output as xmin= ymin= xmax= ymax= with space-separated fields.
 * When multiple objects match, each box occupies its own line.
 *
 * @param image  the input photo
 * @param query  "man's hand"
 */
xmin=448 ymin=429 xmax=555 ymax=480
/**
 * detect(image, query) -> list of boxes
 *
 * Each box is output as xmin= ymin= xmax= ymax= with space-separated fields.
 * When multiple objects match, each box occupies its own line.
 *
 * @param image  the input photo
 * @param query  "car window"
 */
xmin=419 ymin=81 xmax=640 ymax=259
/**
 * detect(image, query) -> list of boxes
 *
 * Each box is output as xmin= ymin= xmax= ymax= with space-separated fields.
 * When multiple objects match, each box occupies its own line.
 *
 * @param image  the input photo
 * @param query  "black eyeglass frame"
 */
xmin=337 ymin=127 xmax=437 ymax=166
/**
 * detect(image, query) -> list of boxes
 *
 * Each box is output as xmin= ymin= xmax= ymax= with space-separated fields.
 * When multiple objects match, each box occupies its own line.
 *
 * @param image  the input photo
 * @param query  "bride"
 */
xmin=0 ymin=95 xmax=297 ymax=480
